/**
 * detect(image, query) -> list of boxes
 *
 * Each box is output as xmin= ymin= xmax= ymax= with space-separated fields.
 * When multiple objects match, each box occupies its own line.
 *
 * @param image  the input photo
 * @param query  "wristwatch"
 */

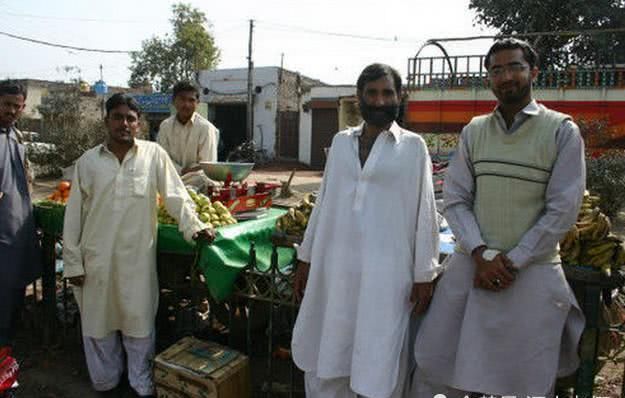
xmin=482 ymin=249 xmax=500 ymax=261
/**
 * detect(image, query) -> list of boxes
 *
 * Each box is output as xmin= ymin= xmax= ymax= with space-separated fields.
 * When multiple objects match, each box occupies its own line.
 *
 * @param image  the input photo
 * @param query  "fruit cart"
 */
xmin=31 ymin=163 xmax=291 ymax=345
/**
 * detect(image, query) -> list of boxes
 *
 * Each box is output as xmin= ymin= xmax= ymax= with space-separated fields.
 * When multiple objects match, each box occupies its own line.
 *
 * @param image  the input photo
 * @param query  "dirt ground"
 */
xmin=31 ymin=166 xmax=323 ymax=202
xmin=20 ymin=169 xmax=625 ymax=398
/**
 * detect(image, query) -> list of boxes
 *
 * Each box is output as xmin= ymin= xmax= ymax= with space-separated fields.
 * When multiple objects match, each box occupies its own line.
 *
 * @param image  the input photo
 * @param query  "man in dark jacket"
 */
xmin=0 ymin=79 xmax=42 ymax=348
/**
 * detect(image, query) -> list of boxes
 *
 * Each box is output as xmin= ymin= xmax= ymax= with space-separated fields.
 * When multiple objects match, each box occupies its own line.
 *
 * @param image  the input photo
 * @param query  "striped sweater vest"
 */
xmin=469 ymin=105 xmax=570 ymax=262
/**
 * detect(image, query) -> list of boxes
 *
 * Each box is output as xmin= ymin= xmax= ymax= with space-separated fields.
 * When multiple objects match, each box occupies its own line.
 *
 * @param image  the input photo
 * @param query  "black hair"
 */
xmin=356 ymin=63 xmax=402 ymax=95
xmin=172 ymin=81 xmax=199 ymax=99
xmin=0 ymin=80 xmax=27 ymax=99
xmin=105 ymin=93 xmax=141 ymax=117
xmin=484 ymin=38 xmax=539 ymax=69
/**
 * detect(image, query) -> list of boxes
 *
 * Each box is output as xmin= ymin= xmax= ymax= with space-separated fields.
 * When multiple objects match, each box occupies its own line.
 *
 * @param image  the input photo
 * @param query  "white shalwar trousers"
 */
xmin=304 ymin=327 xmax=411 ymax=398
xmin=82 ymin=330 xmax=155 ymax=396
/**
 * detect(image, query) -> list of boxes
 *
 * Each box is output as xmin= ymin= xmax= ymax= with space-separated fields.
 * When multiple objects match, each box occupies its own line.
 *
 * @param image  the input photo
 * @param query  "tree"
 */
xmin=469 ymin=0 xmax=625 ymax=68
xmin=129 ymin=3 xmax=220 ymax=92
xmin=30 ymin=85 xmax=107 ymax=176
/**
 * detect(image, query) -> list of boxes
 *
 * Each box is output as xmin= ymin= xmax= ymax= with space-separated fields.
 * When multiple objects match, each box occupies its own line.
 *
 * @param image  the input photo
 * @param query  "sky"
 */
xmin=0 ymin=0 xmax=499 ymax=88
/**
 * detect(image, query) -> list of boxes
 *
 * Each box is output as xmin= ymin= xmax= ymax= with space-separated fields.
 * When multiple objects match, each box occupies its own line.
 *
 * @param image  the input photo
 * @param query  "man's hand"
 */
xmin=67 ymin=275 xmax=85 ymax=287
xmin=410 ymin=281 xmax=435 ymax=315
xmin=293 ymin=260 xmax=310 ymax=302
xmin=181 ymin=165 xmax=203 ymax=175
xmin=193 ymin=228 xmax=216 ymax=244
xmin=472 ymin=247 xmax=516 ymax=292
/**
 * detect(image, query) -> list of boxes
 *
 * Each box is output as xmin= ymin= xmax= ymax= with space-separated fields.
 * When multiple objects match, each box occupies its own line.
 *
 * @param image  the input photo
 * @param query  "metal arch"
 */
xmin=411 ymin=39 xmax=456 ymax=86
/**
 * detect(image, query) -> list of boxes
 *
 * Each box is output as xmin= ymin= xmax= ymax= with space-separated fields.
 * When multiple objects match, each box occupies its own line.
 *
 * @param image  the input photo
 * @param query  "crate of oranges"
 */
xmin=33 ymin=181 xmax=71 ymax=236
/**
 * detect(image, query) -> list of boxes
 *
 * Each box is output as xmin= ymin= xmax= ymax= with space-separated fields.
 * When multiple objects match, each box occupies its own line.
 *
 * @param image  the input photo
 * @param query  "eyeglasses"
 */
xmin=488 ymin=63 xmax=528 ymax=78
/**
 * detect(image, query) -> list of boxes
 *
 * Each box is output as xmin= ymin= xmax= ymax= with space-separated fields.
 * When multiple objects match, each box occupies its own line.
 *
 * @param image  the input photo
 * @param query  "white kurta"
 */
xmin=63 ymin=139 xmax=206 ymax=339
xmin=292 ymin=122 xmax=440 ymax=398
xmin=158 ymin=112 xmax=219 ymax=173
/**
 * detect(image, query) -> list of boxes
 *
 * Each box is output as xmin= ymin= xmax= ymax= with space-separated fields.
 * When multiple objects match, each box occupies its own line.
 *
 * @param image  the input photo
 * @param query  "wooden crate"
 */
xmin=154 ymin=337 xmax=250 ymax=398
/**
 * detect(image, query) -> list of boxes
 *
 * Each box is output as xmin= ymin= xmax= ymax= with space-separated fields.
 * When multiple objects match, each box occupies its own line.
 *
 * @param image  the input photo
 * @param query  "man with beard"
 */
xmin=0 ymin=79 xmax=41 ymax=365
xmin=291 ymin=63 xmax=440 ymax=398
xmin=158 ymin=81 xmax=219 ymax=190
xmin=63 ymin=94 xmax=214 ymax=397
xmin=412 ymin=39 xmax=585 ymax=397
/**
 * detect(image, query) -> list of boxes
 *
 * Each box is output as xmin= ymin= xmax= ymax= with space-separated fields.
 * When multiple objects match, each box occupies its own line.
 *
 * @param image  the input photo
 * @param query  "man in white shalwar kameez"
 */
xmin=63 ymin=94 xmax=214 ymax=397
xmin=158 ymin=81 xmax=219 ymax=190
xmin=412 ymin=39 xmax=586 ymax=398
xmin=292 ymin=63 xmax=441 ymax=398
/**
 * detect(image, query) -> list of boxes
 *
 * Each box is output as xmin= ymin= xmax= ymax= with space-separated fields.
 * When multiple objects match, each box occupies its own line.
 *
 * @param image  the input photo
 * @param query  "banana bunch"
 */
xmin=560 ymin=225 xmax=581 ymax=264
xmin=560 ymin=191 xmax=625 ymax=276
xmin=275 ymin=193 xmax=316 ymax=237
xmin=157 ymin=189 xmax=237 ymax=228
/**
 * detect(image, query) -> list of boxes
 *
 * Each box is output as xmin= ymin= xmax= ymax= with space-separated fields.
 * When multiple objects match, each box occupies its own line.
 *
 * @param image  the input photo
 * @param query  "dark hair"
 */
xmin=484 ymin=38 xmax=539 ymax=69
xmin=105 ymin=93 xmax=141 ymax=117
xmin=0 ymin=80 xmax=27 ymax=99
xmin=172 ymin=81 xmax=199 ymax=99
xmin=356 ymin=63 xmax=402 ymax=95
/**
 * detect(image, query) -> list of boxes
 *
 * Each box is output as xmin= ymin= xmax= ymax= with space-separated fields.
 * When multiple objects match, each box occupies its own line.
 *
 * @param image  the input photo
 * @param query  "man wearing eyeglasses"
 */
xmin=412 ymin=39 xmax=586 ymax=397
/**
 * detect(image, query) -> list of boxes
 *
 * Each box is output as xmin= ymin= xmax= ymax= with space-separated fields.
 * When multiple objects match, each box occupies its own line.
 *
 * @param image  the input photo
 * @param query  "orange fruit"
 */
xmin=58 ymin=181 xmax=71 ymax=192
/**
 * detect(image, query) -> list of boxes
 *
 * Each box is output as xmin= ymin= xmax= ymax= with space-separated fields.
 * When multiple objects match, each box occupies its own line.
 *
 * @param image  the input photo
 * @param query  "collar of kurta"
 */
xmin=494 ymin=99 xmax=540 ymax=119
xmin=174 ymin=112 xmax=197 ymax=127
xmin=1 ymin=126 xmax=21 ymax=143
xmin=353 ymin=121 xmax=402 ymax=141
xmin=99 ymin=140 xmax=140 ymax=156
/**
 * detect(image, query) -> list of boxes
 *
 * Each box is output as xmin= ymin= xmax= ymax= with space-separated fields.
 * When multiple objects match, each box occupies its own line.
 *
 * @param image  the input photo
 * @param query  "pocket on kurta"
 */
xmin=132 ymin=175 xmax=149 ymax=197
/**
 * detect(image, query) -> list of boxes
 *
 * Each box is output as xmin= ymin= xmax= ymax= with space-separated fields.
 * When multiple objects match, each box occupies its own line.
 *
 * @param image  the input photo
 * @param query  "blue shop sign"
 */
xmin=131 ymin=93 xmax=172 ymax=113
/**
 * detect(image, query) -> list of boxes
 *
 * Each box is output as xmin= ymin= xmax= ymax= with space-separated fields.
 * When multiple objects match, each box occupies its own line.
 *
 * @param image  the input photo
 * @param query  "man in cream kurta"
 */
xmin=292 ymin=64 xmax=440 ymax=398
xmin=158 ymin=81 xmax=219 ymax=189
xmin=412 ymin=39 xmax=585 ymax=398
xmin=63 ymin=94 xmax=212 ymax=397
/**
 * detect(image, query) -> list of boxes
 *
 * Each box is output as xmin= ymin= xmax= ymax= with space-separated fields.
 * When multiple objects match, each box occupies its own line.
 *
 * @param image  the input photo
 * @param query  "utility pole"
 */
xmin=99 ymin=64 xmax=104 ymax=119
xmin=246 ymin=19 xmax=254 ymax=142
xmin=275 ymin=53 xmax=284 ymax=158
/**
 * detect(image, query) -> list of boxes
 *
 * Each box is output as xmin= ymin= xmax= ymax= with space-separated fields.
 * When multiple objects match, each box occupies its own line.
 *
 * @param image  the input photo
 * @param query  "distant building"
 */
xmin=197 ymin=66 xmax=324 ymax=160
xmin=11 ymin=78 xmax=148 ymax=134
xmin=298 ymin=85 xmax=358 ymax=168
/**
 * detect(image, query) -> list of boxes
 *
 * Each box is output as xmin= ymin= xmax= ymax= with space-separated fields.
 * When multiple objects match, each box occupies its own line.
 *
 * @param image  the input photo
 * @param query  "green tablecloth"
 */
xmin=158 ymin=208 xmax=294 ymax=300
xmin=34 ymin=203 xmax=294 ymax=301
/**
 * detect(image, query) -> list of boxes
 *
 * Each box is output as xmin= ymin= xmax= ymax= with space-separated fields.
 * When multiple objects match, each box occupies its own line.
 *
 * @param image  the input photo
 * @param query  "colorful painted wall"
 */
xmin=406 ymin=88 xmax=625 ymax=148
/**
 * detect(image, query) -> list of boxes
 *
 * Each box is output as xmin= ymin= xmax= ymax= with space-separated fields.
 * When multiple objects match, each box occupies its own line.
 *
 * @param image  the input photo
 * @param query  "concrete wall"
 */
xmin=23 ymin=84 xmax=46 ymax=119
xmin=198 ymin=67 xmax=280 ymax=157
xmin=298 ymin=85 xmax=356 ymax=165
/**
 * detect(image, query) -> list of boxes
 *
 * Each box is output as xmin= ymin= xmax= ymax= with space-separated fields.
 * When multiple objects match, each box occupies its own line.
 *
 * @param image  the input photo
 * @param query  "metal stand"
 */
xmin=228 ymin=238 xmax=301 ymax=397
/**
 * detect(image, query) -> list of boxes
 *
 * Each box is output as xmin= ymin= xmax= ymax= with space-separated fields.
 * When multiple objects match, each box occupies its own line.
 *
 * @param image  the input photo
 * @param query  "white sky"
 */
xmin=0 ymin=0 xmax=499 ymax=88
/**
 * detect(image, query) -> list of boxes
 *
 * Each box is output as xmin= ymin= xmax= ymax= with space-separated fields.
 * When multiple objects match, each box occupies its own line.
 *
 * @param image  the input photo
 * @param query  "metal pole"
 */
xmin=247 ymin=19 xmax=254 ymax=142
